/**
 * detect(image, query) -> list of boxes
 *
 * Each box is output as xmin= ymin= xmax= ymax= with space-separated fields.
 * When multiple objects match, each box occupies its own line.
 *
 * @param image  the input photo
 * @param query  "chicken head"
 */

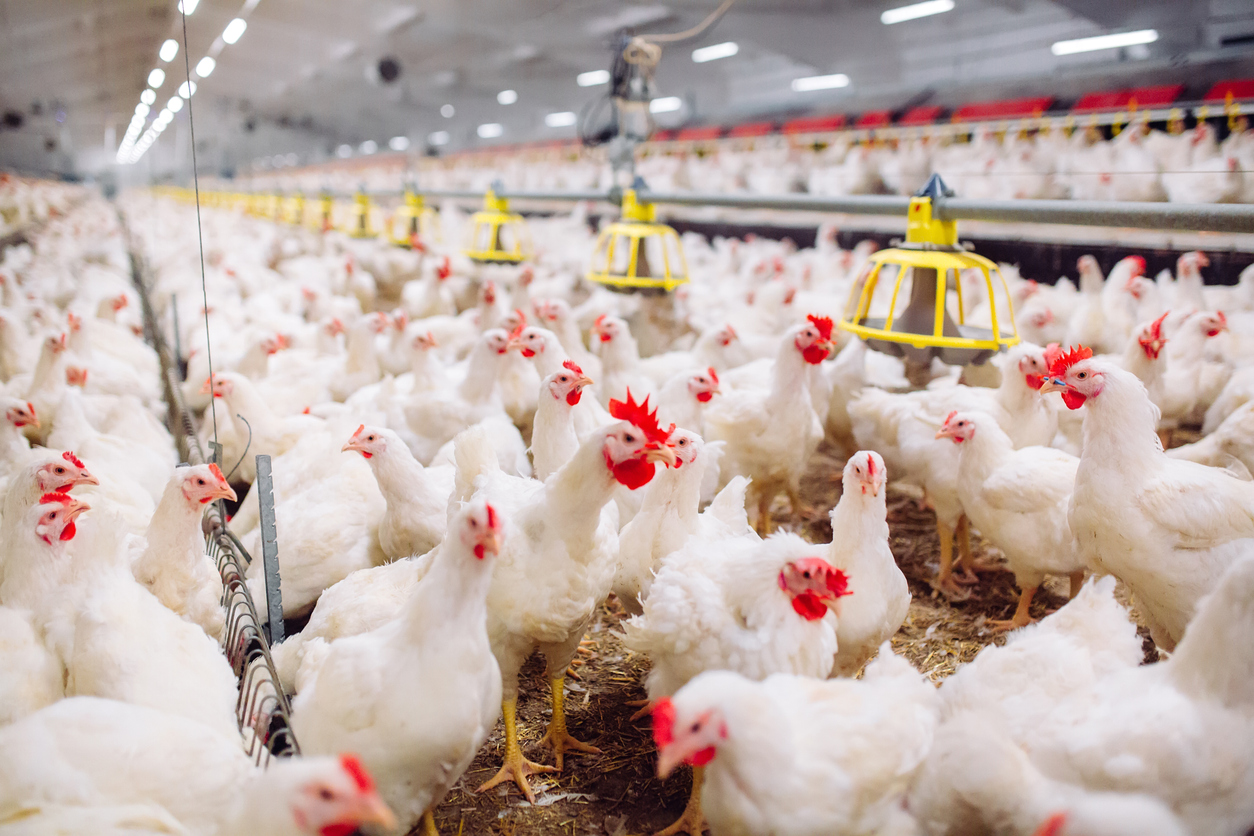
xmin=778 ymin=555 xmax=850 ymax=621
xmin=604 ymin=390 xmax=679 ymax=489
xmin=34 ymin=492 xmax=90 ymax=545
xmin=688 ymin=368 xmax=720 ymax=403
xmin=179 ymin=463 xmax=237 ymax=506
xmin=653 ymin=696 xmax=727 ymax=779
xmin=844 ymin=450 xmax=885 ymax=497
xmin=666 ymin=428 xmax=703 ymax=468
xmin=508 ymin=325 xmax=554 ymax=359
xmin=37 ymin=451 xmax=99 ymax=493
xmin=1137 ymin=312 xmax=1170 ymax=360
xmin=795 ymin=315 xmax=835 ymax=365
xmin=5 ymin=399 xmax=38 ymax=428
xmin=459 ymin=498 xmax=504 ymax=560
xmin=936 ymin=411 xmax=978 ymax=444
xmin=286 ymin=753 xmax=397 ymax=835
xmin=1038 ymin=346 xmax=1098 ymax=410
xmin=546 ymin=362 xmax=592 ymax=406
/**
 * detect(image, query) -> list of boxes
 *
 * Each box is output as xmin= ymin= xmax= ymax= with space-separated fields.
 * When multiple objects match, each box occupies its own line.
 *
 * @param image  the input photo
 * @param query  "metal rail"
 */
xmin=121 ymin=215 xmax=300 ymax=764
xmin=232 ymin=184 xmax=1254 ymax=235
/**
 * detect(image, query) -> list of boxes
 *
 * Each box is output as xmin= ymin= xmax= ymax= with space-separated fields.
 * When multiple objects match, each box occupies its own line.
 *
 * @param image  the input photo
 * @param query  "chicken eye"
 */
xmin=197 ymin=479 xmax=206 ymax=485
xmin=624 ymin=434 xmax=636 ymax=443
xmin=55 ymin=466 xmax=66 ymax=474
xmin=318 ymin=788 xmax=334 ymax=801
xmin=690 ymin=722 xmax=701 ymax=732
xmin=1076 ymin=371 xmax=1088 ymax=379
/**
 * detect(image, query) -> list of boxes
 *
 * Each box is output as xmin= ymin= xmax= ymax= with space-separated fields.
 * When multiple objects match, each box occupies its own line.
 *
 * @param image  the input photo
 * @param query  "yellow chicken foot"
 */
xmin=933 ymin=520 xmax=971 ymax=600
xmin=1069 ymin=569 xmax=1086 ymax=599
xmin=421 ymin=809 xmax=439 ymax=836
xmin=784 ymin=484 xmax=812 ymax=521
xmin=955 ymin=514 xmax=1000 ymax=580
xmin=539 ymin=675 xmax=602 ymax=770
xmin=755 ymin=489 xmax=775 ymax=536
xmin=989 ymin=585 xmax=1038 ymax=632
xmin=476 ymin=698 xmax=557 ymax=803
xmin=655 ymin=765 xmax=707 ymax=836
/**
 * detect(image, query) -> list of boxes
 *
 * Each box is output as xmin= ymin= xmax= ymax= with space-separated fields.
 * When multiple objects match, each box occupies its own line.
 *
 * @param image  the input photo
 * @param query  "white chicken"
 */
xmin=653 ymin=649 xmax=937 ymax=836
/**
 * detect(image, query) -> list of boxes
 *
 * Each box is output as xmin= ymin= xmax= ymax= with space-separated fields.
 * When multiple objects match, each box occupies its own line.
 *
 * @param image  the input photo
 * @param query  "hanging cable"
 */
xmin=179 ymin=6 xmax=218 ymax=454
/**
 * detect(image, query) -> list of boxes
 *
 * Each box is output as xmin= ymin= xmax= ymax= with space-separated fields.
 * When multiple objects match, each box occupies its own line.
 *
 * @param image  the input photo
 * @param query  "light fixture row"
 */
xmin=119 ymin=2 xmax=251 ymax=164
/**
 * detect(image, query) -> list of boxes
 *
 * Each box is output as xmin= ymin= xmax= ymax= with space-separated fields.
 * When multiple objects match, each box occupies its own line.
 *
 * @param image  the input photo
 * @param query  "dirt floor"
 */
xmin=420 ymin=440 xmax=1159 ymax=836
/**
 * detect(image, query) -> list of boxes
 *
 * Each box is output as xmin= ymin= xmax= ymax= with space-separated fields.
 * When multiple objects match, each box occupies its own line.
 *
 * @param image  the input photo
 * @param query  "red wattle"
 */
xmin=688 ymin=746 xmax=717 ymax=767
xmin=360 ymin=451 xmax=373 ymax=459
xmin=320 ymin=824 xmax=359 ymax=836
xmin=566 ymin=389 xmax=583 ymax=406
xmin=522 ymin=348 xmax=536 ymax=358
xmin=474 ymin=544 xmax=485 ymax=560
xmin=1061 ymin=390 xmax=1087 ymax=410
xmin=801 ymin=345 xmax=829 ymax=365
xmin=60 ymin=522 xmax=77 ymax=542
xmin=790 ymin=592 xmax=828 ymax=621
xmin=696 ymin=391 xmax=712 ymax=402
xmin=599 ymin=333 xmax=612 ymax=342
xmin=1025 ymin=374 xmax=1044 ymax=390
xmin=612 ymin=458 xmax=657 ymax=490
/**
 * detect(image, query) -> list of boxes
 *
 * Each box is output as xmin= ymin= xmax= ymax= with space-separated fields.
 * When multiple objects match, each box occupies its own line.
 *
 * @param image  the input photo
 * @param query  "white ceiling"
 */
xmin=2 ymin=0 xmax=1253 ymax=179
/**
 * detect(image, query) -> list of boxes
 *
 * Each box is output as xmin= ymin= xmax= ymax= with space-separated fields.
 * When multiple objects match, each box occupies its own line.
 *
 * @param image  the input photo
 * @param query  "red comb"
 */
xmin=39 ymin=492 xmax=73 ymax=505
xmin=352 ymin=424 xmax=365 ymax=439
xmin=1148 ymin=311 xmax=1169 ymax=342
xmin=707 ymin=366 xmax=719 ymax=385
xmin=806 ymin=314 xmax=834 ymax=340
xmin=508 ymin=320 xmax=526 ymax=342
xmin=485 ymin=503 xmax=498 ymax=529
xmin=865 ymin=454 xmax=875 ymax=477
xmin=26 ymin=402 xmax=35 ymax=418
xmin=208 ymin=463 xmax=227 ymax=483
xmin=608 ymin=389 xmax=672 ymax=445
xmin=1042 ymin=343 xmax=1063 ymax=368
xmin=562 ymin=359 xmax=584 ymax=376
xmin=62 ymin=451 xmax=85 ymax=469
xmin=437 ymin=256 xmax=451 ymax=280
xmin=1048 ymin=345 xmax=1093 ymax=379
xmin=512 ymin=308 xmax=527 ymax=326
xmin=339 ymin=754 xmax=375 ymax=793
xmin=652 ymin=697 xmax=676 ymax=749
xmin=943 ymin=410 xmax=958 ymax=428
xmin=1032 ymin=813 xmax=1068 ymax=836
xmin=595 ymin=313 xmax=608 ymax=328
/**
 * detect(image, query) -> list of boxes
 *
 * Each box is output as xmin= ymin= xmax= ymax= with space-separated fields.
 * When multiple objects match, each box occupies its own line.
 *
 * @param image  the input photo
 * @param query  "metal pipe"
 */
xmin=934 ymin=198 xmax=1254 ymax=235
xmin=637 ymin=190 xmax=913 ymax=216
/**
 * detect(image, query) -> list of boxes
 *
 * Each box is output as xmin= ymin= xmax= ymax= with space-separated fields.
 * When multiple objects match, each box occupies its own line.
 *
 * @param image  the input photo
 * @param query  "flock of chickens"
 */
xmin=0 ymin=174 xmax=1252 ymax=836
xmin=378 ymin=118 xmax=1254 ymax=205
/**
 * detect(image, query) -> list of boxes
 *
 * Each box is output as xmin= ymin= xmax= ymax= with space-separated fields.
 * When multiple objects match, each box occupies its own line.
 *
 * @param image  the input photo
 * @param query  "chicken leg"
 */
xmin=934 ymin=520 xmax=971 ymax=599
xmin=539 ymin=675 xmax=602 ymax=769
xmin=476 ymin=698 xmax=557 ymax=803
xmin=989 ymin=585 xmax=1037 ymax=631
xmin=655 ymin=765 xmax=707 ymax=836
xmin=420 ymin=810 xmax=439 ymax=836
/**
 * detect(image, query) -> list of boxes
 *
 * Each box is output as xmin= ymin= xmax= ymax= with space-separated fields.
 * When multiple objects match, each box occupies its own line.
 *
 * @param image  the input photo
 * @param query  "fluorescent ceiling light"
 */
xmin=222 ymin=18 xmax=247 ymax=45
xmin=440 ymin=104 xmax=455 ymax=118
xmin=389 ymin=135 xmax=410 ymax=151
xmin=135 ymin=102 xmax=150 ymax=117
xmin=336 ymin=144 xmax=353 ymax=158
xmin=178 ymin=80 xmax=197 ymax=98
xmin=177 ymin=0 xmax=199 ymax=14
xmin=650 ymin=96 xmax=682 ymax=113
xmin=195 ymin=56 xmax=216 ymax=78
xmin=545 ymin=111 xmax=577 ymax=127
xmin=692 ymin=41 xmax=738 ymax=63
xmin=148 ymin=68 xmax=166 ymax=88
xmin=881 ymin=0 xmax=953 ymax=25
xmin=477 ymin=122 xmax=503 ymax=138
xmin=577 ymin=69 xmax=610 ymax=87
xmin=360 ymin=140 xmax=378 ymax=154
xmin=1051 ymin=29 xmax=1158 ymax=56
xmin=167 ymin=96 xmax=184 ymax=112
xmin=285 ymin=153 xmax=298 ymax=166
xmin=140 ymin=89 xmax=156 ymax=105
xmin=791 ymin=73 xmax=850 ymax=92
xmin=429 ymin=130 xmax=450 ymax=145
xmin=497 ymin=89 xmax=518 ymax=105
xmin=159 ymin=39 xmax=179 ymax=62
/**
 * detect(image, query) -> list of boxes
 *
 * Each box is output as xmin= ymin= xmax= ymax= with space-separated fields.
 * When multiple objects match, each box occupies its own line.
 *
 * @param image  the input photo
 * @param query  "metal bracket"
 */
xmin=254 ymin=454 xmax=285 ymax=644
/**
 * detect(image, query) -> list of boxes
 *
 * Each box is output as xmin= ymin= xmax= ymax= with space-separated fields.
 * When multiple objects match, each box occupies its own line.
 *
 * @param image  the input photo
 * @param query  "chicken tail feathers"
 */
xmin=705 ymin=475 xmax=752 ymax=535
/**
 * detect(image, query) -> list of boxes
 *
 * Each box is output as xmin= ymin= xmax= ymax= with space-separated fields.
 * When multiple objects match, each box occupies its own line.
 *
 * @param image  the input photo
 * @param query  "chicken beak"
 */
xmin=1037 ymin=377 xmax=1065 ymax=395
xmin=200 ymin=378 xmax=214 ymax=394
xmin=341 ymin=439 xmax=364 ymax=455
xmin=66 ymin=499 xmax=92 ymax=520
xmin=483 ymin=529 xmax=504 ymax=557
xmin=353 ymin=792 xmax=398 ymax=832
xmin=76 ymin=470 xmax=100 ymax=487
xmin=576 ymin=375 xmax=594 ymax=389
xmin=211 ymin=483 xmax=238 ymax=502
xmin=656 ymin=746 xmax=686 ymax=780
xmin=644 ymin=444 xmax=679 ymax=467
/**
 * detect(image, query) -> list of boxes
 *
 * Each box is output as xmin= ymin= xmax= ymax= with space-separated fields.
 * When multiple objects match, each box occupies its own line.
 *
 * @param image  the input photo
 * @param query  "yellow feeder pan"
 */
xmin=839 ymin=174 xmax=1019 ymax=367
xmin=389 ymin=187 xmax=440 ymax=249
xmin=586 ymin=186 xmax=688 ymax=294
xmin=464 ymin=185 xmax=530 ymax=263
xmin=348 ymin=190 xmax=375 ymax=238
xmin=316 ymin=192 xmax=335 ymax=232
xmin=283 ymin=193 xmax=305 ymax=226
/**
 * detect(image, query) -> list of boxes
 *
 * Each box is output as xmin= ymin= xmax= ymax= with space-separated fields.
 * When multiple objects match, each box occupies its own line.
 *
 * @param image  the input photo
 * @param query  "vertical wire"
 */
xmin=179 ymin=6 xmax=218 ymax=450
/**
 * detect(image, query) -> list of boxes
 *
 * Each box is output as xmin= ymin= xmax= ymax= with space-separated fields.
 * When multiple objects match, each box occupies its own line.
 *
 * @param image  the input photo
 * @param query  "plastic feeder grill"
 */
xmin=389 ymin=188 xmax=440 ymax=249
xmin=348 ymin=190 xmax=374 ymax=239
xmin=464 ymin=187 xmax=530 ymax=263
xmin=838 ymin=175 xmax=1019 ymax=367
xmin=586 ymin=188 xmax=688 ymax=293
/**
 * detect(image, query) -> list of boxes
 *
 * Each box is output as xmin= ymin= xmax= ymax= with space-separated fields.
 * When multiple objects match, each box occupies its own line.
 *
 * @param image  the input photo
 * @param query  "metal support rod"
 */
xmin=254 ymin=454 xmax=284 ymax=645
